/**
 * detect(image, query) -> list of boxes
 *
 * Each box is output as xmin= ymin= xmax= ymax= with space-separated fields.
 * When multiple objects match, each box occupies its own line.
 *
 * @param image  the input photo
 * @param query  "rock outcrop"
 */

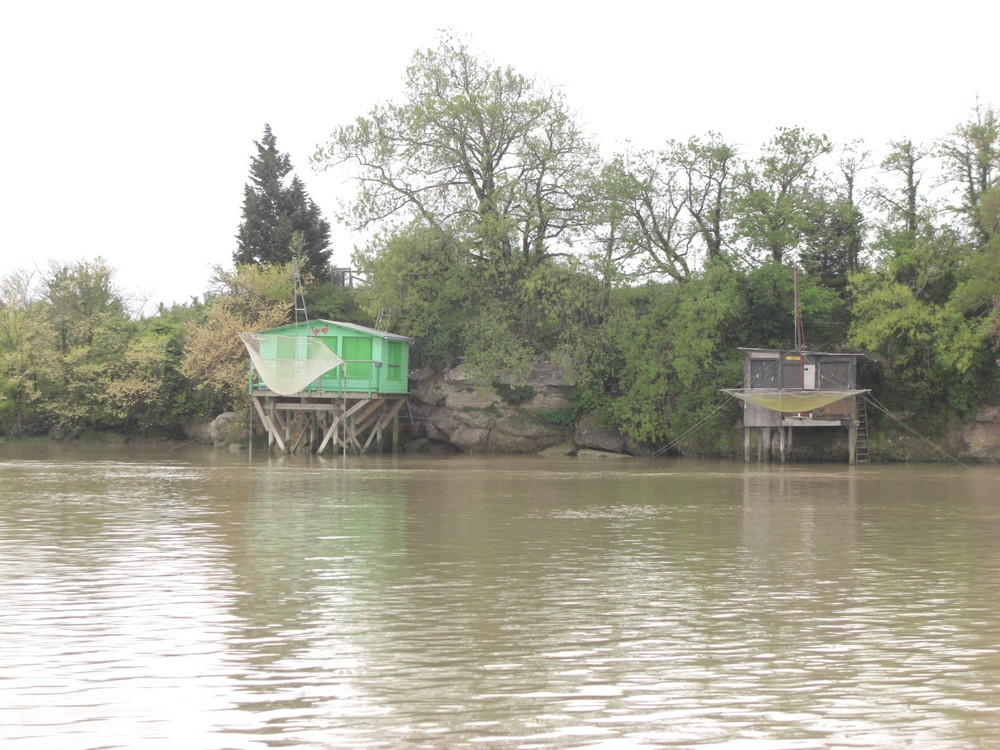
xmin=407 ymin=360 xmax=575 ymax=452
xmin=408 ymin=362 xmax=1000 ymax=460
xmin=960 ymin=406 xmax=1000 ymax=461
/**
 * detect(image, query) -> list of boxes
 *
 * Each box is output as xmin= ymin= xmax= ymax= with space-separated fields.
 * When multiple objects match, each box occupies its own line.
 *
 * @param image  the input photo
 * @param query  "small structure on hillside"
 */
xmin=240 ymin=319 xmax=413 ymax=454
xmin=724 ymin=348 xmax=871 ymax=464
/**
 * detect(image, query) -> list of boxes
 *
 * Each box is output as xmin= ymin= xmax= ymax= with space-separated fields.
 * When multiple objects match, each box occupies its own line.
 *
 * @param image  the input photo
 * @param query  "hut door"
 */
xmin=802 ymin=364 xmax=817 ymax=390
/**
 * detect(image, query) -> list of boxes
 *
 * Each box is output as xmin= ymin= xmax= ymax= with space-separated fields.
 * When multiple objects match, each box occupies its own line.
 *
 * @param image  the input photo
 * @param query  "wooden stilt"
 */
xmin=252 ymin=396 xmax=286 ymax=453
xmin=267 ymin=399 xmax=275 ymax=449
xmin=318 ymin=415 xmax=342 ymax=454
xmin=289 ymin=414 xmax=309 ymax=454
xmin=252 ymin=394 xmax=408 ymax=456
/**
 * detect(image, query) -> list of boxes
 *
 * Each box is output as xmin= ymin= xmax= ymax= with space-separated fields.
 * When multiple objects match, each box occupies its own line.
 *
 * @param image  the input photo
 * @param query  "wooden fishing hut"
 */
xmin=724 ymin=348 xmax=872 ymax=464
xmin=240 ymin=320 xmax=413 ymax=454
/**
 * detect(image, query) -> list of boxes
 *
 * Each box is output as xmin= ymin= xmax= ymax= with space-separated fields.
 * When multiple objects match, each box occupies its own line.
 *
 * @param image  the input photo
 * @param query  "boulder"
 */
xmin=960 ymin=406 xmax=1000 ymax=461
xmin=575 ymin=414 xmax=627 ymax=454
xmin=538 ymin=442 xmax=576 ymax=457
xmin=577 ymin=448 xmax=633 ymax=459
xmin=209 ymin=412 xmax=246 ymax=445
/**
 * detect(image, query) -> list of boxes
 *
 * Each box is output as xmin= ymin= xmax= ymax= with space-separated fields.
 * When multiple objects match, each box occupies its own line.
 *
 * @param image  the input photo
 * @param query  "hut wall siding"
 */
xmin=739 ymin=349 xmax=865 ymax=428
xmin=254 ymin=320 xmax=411 ymax=396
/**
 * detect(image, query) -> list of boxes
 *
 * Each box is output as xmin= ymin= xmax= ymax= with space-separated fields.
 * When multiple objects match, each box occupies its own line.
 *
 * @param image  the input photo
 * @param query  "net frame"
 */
xmin=240 ymin=332 xmax=346 ymax=397
xmin=723 ymin=388 xmax=867 ymax=413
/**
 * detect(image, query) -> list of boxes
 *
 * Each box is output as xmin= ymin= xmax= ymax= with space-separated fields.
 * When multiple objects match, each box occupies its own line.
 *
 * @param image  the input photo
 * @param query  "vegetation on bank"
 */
xmin=1 ymin=34 xmax=997 ymax=449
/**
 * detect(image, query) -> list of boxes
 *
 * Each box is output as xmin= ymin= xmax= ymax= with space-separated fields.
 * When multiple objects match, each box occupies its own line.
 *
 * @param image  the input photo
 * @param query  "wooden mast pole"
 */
xmin=793 ymin=265 xmax=804 ymax=356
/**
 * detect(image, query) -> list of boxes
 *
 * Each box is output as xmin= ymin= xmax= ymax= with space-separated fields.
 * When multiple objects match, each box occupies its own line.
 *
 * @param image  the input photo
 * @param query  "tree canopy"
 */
xmin=1 ymin=35 xmax=997 ymax=451
xmin=235 ymin=125 xmax=332 ymax=279
xmin=314 ymin=33 xmax=598 ymax=283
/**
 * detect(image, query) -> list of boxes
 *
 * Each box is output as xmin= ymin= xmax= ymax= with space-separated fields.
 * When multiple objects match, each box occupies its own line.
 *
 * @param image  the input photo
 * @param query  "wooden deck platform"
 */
xmin=250 ymin=390 xmax=407 ymax=454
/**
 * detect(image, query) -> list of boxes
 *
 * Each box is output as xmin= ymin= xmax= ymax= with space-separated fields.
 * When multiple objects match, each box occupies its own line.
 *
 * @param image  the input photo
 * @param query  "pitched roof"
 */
xmin=259 ymin=319 xmax=414 ymax=343
xmin=738 ymin=347 xmax=872 ymax=360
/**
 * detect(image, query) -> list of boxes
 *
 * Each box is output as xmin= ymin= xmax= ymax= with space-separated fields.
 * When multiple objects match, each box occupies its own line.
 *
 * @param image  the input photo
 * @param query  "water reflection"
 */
xmin=1 ymin=447 xmax=999 ymax=748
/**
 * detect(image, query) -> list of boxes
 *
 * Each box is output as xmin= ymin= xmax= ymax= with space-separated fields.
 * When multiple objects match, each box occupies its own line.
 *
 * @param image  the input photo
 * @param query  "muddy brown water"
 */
xmin=2 ymin=444 xmax=999 ymax=748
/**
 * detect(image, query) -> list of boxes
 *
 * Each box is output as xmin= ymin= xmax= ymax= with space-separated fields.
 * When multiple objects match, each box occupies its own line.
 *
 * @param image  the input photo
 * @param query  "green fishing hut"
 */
xmin=241 ymin=320 xmax=414 ymax=454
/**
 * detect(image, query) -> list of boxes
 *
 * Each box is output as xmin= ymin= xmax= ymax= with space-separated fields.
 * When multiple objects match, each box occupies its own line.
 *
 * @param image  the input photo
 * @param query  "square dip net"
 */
xmin=239 ymin=333 xmax=345 ymax=397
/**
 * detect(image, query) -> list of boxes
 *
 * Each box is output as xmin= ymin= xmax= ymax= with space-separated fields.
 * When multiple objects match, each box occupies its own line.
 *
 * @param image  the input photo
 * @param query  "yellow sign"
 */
xmin=785 ymin=356 xmax=802 ymax=360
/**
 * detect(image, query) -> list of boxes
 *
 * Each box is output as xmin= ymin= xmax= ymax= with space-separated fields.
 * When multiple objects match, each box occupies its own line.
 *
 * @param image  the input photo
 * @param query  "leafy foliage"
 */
xmin=1 ymin=44 xmax=997 ymax=449
xmin=181 ymin=264 xmax=293 ymax=409
xmin=315 ymin=33 xmax=597 ymax=286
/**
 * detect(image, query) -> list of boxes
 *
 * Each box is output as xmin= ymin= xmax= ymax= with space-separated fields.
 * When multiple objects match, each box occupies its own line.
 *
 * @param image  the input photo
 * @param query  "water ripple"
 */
xmin=2 ymin=450 xmax=1000 ymax=747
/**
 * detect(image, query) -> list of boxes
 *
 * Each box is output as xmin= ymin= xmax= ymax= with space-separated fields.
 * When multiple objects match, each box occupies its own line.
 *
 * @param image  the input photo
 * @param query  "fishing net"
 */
xmin=240 ymin=333 xmax=345 ymax=396
xmin=723 ymin=389 xmax=867 ymax=413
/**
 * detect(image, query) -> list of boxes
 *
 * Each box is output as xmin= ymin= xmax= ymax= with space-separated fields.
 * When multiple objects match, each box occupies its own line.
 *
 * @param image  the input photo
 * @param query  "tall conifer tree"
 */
xmin=234 ymin=125 xmax=332 ymax=278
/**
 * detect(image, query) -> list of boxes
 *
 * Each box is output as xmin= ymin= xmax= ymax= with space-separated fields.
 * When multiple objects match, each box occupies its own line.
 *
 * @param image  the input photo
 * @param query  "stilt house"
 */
xmin=240 ymin=320 xmax=413 ymax=454
xmin=724 ymin=348 xmax=872 ymax=464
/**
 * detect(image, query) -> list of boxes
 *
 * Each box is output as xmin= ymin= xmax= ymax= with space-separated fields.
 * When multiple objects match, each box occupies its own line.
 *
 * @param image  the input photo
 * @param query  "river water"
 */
xmin=1 ymin=444 xmax=999 ymax=749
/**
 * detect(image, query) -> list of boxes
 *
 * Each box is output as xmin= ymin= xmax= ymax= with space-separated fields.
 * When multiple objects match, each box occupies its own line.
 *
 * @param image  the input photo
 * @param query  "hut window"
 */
xmin=750 ymin=358 xmax=780 ymax=388
xmin=277 ymin=336 xmax=297 ymax=360
xmin=781 ymin=362 xmax=803 ymax=388
xmin=386 ymin=341 xmax=403 ymax=381
xmin=342 ymin=337 xmax=372 ymax=378
xmin=820 ymin=361 xmax=850 ymax=390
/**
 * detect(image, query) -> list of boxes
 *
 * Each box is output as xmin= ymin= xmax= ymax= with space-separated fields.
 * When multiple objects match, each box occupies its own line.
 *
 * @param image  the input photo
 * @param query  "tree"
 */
xmin=671 ymin=133 xmax=739 ymax=264
xmin=234 ymin=125 xmax=332 ymax=279
xmin=799 ymin=143 xmax=870 ymax=295
xmin=734 ymin=127 xmax=833 ymax=265
xmin=314 ymin=33 xmax=597 ymax=284
xmin=352 ymin=223 xmax=479 ymax=368
xmin=590 ymin=134 xmax=738 ymax=284
xmin=938 ymin=102 xmax=1000 ymax=247
xmin=181 ymin=263 xmax=293 ymax=410
xmin=0 ymin=268 xmax=47 ymax=435
xmin=596 ymin=150 xmax=693 ymax=282
xmin=849 ymin=207 xmax=998 ymax=415
xmin=875 ymin=138 xmax=932 ymax=247
xmin=42 ymin=258 xmax=126 ymax=355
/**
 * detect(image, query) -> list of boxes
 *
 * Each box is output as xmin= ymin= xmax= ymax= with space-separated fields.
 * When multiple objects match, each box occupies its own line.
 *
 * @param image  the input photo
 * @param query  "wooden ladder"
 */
xmin=855 ymin=398 xmax=871 ymax=464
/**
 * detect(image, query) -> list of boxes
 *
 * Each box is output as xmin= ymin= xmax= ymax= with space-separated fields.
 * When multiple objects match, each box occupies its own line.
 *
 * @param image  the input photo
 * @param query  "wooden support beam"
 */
xmin=361 ymin=399 xmax=406 ymax=454
xmin=352 ymin=399 xmax=385 ymax=425
xmin=318 ymin=415 xmax=342 ymax=454
xmin=274 ymin=402 xmax=342 ymax=412
xmin=252 ymin=396 xmax=286 ymax=453
xmin=317 ymin=398 xmax=373 ymax=454
xmin=289 ymin=413 xmax=309 ymax=454
xmin=346 ymin=416 xmax=362 ymax=452
xmin=267 ymin=399 xmax=276 ymax=449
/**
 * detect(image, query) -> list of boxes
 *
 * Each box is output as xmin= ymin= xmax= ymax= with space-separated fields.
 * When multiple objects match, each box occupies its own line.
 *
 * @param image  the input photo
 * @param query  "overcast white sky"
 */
xmin=2 ymin=0 xmax=996 ymax=314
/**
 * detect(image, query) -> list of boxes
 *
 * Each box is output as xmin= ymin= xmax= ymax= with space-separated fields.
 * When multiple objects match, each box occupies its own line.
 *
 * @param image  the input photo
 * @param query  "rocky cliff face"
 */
xmin=405 ymin=360 xmax=1000 ymax=462
xmin=960 ymin=406 xmax=1000 ymax=461
xmin=406 ymin=360 xmax=575 ymax=453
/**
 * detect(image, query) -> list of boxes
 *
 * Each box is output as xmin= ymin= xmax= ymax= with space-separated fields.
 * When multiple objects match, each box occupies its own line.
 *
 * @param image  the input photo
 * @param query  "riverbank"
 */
xmin=6 ymin=402 xmax=998 ymax=464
